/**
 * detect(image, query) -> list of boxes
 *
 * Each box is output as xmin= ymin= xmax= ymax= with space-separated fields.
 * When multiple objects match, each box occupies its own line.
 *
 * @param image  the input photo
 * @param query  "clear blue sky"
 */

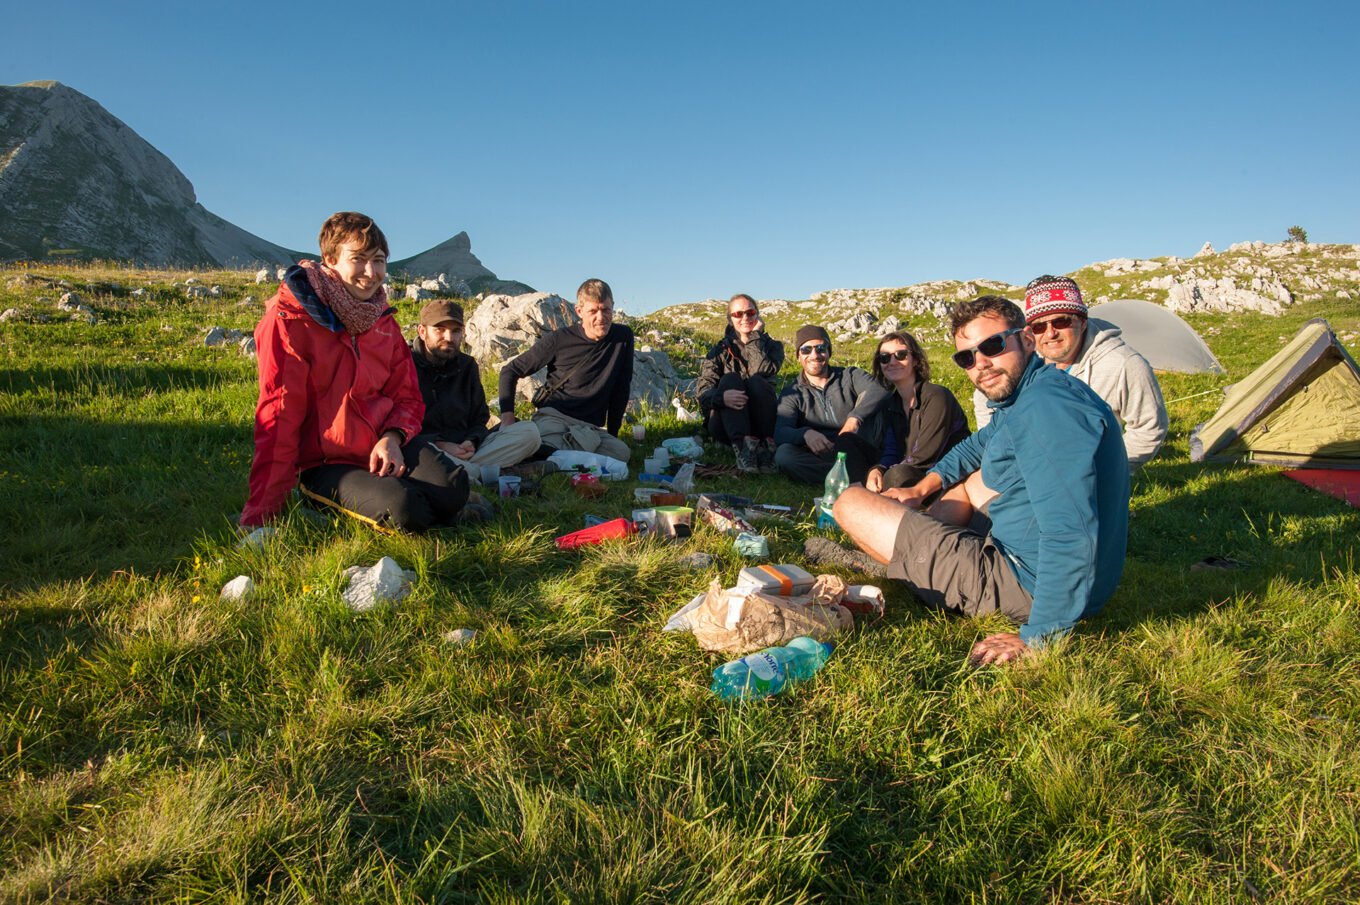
xmin=5 ymin=1 xmax=1358 ymax=312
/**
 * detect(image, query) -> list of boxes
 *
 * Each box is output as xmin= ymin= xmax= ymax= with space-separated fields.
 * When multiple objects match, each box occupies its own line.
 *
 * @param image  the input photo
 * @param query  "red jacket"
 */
xmin=240 ymin=268 xmax=424 ymax=526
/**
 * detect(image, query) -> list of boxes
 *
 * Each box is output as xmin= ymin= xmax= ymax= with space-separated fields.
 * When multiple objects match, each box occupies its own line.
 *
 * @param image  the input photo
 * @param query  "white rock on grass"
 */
xmin=0 ymin=308 xmax=19 ymax=322
xmin=238 ymin=526 xmax=276 ymax=550
xmin=443 ymin=628 xmax=477 ymax=646
xmin=341 ymin=556 xmax=416 ymax=612
xmin=220 ymin=575 xmax=254 ymax=601
xmin=255 ymin=268 xmax=270 ymax=283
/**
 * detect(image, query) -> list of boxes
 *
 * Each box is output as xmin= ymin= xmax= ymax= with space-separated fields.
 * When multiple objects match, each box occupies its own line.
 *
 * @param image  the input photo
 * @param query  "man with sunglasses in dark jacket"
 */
xmin=811 ymin=296 xmax=1130 ymax=667
xmin=773 ymin=325 xmax=888 ymax=484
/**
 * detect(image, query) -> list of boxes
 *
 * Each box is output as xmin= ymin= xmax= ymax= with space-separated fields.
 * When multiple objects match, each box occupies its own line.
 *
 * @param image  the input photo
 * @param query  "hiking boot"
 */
xmin=456 ymin=491 xmax=495 ymax=525
xmin=803 ymin=536 xmax=888 ymax=577
xmin=757 ymin=438 xmax=777 ymax=473
xmin=734 ymin=439 xmax=759 ymax=474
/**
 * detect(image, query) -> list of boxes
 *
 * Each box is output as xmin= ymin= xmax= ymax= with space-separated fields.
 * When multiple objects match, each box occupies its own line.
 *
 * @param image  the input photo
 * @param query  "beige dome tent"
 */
xmin=1088 ymin=299 xmax=1224 ymax=373
xmin=1189 ymin=318 xmax=1360 ymax=468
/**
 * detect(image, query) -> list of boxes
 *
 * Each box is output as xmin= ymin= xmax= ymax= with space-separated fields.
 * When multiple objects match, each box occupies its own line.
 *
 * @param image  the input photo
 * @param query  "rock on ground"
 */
xmin=341 ymin=556 xmax=416 ymax=612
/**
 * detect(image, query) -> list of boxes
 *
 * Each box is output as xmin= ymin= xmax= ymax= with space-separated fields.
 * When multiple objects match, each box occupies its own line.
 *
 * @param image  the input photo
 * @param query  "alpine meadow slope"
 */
xmin=1 ymin=249 xmax=1359 ymax=901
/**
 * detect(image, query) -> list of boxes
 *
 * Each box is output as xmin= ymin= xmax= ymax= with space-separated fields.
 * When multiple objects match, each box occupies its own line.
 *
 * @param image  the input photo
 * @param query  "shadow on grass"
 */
xmin=0 ymin=363 xmax=235 ymax=396
xmin=0 ymin=414 xmax=250 ymax=589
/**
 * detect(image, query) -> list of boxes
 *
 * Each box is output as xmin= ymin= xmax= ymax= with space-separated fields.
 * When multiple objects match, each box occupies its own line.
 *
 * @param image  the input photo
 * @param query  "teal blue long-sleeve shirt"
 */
xmin=929 ymin=354 xmax=1130 ymax=645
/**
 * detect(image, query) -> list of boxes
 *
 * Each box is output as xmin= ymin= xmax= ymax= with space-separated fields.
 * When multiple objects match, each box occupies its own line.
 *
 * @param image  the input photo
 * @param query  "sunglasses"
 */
xmin=798 ymin=343 xmax=830 ymax=357
xmin=876 ymin=349 xmax=911 ymax=364
xmin=952 ymin=328 xmax=1022 ymax=370
xmin=729 ymin=308 xmax=758 ymax=320
xmin=1026 ymin=315 xmax=1080 ymax=335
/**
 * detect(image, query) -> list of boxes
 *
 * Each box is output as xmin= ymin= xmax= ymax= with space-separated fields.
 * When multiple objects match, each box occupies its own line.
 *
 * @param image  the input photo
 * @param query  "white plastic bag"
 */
xmin=547 ymin=449 xmax=631 ymax=481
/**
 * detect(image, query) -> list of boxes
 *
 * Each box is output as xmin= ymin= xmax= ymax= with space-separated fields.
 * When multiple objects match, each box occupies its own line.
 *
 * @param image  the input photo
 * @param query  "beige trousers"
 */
xmin=445 ymin=421 xmax=543 ymax=476
xmin=532 ymin=407 xmax=632 ymax=462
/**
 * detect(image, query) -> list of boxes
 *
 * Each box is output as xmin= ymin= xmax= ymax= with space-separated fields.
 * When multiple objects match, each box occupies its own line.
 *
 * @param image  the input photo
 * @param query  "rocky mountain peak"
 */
xmin=0 ymin=80 xmax=293 ymax=266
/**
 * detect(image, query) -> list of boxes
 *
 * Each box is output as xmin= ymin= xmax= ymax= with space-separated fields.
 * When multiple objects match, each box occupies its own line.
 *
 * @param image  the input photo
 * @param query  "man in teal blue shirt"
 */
xmin=826 ymin=295 xmax=1130 ymax=666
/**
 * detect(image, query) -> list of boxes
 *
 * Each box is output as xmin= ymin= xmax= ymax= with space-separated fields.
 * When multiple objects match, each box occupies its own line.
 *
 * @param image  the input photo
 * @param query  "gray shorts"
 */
xmin=887 ymin=506 xmax=1032 ymax=622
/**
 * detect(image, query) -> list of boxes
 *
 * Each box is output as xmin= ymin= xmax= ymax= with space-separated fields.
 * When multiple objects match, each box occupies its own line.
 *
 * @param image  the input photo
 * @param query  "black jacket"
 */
xmin=873 ymin=381 xmax=970 ymax=485
xmin=774 ymin=365 xmax=889 ymax=446
xmin=695 ymin=326 xmax=785 ymax=412
xmin=410 ymin=336 xmax=491 ymax=448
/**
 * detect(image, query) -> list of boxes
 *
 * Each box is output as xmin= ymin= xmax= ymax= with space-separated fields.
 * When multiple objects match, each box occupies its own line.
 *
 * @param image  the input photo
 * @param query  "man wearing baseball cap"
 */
xmin=973 ymin=275 xmax=1167 ymax=472
xmin=773 ymin=324 xmax=888 ymax=483
xmin=410 ymin=299 xmax=544 ymax=482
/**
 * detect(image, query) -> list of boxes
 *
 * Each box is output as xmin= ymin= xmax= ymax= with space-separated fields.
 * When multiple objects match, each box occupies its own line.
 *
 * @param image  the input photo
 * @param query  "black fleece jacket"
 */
xmin=410 ymin=337 xmax=492 ymax=448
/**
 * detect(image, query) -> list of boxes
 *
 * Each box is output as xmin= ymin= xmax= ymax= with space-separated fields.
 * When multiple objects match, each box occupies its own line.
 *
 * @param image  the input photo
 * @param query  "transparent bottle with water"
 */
xmin=710 ymin=636 xmax=834 ymax=700
xmin=818 ymin=451 xmax=850 ymax=529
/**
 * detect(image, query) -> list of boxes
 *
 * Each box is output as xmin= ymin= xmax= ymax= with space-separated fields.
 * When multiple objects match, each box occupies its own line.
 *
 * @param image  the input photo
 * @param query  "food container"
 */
xmin=653 ymin=506 xmax=694 ymax=538
xmin=735 ymin=563 xmax=816 ymax=597
xmin=498 ymin=475 xmax=521 ymax=498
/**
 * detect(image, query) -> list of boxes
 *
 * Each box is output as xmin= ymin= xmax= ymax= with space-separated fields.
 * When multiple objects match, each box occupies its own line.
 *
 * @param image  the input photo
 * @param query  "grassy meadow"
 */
xmin=1 ymin=263 xmax=1359 ymax=902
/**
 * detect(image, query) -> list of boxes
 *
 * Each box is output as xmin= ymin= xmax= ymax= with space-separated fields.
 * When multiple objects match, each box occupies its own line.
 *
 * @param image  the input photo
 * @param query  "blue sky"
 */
xmin=5 ymin=1 xmax=1358 ymax=312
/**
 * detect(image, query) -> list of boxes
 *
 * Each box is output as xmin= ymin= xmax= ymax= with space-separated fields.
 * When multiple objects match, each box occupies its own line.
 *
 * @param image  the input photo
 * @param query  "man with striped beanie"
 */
xmin=972 ymin=275 xmax=1167 ymax=472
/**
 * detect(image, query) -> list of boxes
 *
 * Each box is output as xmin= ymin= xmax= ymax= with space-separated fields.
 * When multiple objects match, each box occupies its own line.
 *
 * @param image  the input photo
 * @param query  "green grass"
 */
xmin=1 ymin=262 xmax=1359 ymax=902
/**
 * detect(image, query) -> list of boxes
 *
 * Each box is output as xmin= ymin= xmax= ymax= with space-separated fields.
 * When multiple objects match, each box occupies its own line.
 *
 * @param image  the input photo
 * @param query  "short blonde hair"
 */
xmin=576 ymin=278 xmax=614 ymax=308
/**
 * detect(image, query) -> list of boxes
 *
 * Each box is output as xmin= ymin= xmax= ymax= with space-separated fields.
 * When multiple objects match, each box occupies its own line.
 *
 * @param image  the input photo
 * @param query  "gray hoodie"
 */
xmin=974 ymin=319 xmax=1167 ymax=471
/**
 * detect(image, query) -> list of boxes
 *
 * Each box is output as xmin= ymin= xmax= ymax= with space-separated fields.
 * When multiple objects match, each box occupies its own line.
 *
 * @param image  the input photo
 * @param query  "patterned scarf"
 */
xmin=298 ymin=258 xmax=387 ymax=335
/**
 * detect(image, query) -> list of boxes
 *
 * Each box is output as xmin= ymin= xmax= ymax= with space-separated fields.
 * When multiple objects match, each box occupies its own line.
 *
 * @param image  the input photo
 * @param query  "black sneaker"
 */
xmin=803 ymin=536 xmax=888 ymax=577
xmin=757 ymin=438 xmax=777 ymax=473
xmin=456 ymin=492 xmax=495 ymax=524
xmin=734 ymin=440 xmax=759 ymax=474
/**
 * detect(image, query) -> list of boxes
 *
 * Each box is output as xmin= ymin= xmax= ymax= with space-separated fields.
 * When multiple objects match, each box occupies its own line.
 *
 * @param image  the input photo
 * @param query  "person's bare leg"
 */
xmin=926 ymin=482 xmax=974 ymax=527
xmin=927 ymin=470 xmax=996 ymax=527
xmin=832 ymin=486 xmax=907 ymax=564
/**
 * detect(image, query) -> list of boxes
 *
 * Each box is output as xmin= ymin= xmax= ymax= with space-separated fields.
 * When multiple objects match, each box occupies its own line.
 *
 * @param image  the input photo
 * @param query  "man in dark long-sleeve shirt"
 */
xmin=498 ymin=278 xmax=634 ymax=461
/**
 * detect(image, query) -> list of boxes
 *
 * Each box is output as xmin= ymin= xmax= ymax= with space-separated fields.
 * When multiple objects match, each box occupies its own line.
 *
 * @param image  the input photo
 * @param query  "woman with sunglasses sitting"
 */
xmin=864 ymin=330 xmax=970 ymax=494
xmin=695 ymin=294 xmax=785 ymax=473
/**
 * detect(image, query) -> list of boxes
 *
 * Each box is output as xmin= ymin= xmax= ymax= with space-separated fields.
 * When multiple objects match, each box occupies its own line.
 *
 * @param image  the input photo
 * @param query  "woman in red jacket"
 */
xmin=240 ymin=212 xmax=469 ymax=532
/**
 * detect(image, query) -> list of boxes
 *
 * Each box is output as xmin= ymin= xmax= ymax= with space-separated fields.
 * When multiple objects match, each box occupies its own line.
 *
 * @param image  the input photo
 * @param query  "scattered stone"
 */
xmin=631 ymin=349 xmax=684 ymax=410
xmin=341 ymin=556 xmax=416 ymax=612
xmin=1165 ymin=276 xmax=1292 ymax=315
xmin=0 ymin=308 xmax=19 ymax=322
xmin=239 ymin=336 xmax=257 ymax=357
xmin=405 ymin=284 xmax=433 ymax=301
xmin=443 ymin=628 xmax=478 ymax=646
xmin=57 ymin=292 xmax=96 ymax=323
xmin=186 ymin=285 xmax=211 ymax=299
xmin=254 ymin=268 xmax=270 ymax=283
xmin=185 ymin=277 xmax=198 ymax=285
xmin=1194 ymin=241 xmax=1216 ymax=258
xmin=131 ymin=287 xmax=146 ymax=298
xmin=681 ymin=552 xmax=715 ymax=569
xmin=276 ymin=267 xmax=288 ymax=281
xmin=209 ymin=285 xmax=223 ymax=297
xmin=204 ymin=326 xmax=246 ymax=347
xmin=220 ymin=575 xmax=254 ymax=601
xmin=238 ymin=526 xmax=275 ymax=550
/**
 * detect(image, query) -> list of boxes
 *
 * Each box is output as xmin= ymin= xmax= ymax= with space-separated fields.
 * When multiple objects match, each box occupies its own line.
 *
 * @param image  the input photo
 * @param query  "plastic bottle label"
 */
xmin=744 ymin=652 xmax=782 ymax=683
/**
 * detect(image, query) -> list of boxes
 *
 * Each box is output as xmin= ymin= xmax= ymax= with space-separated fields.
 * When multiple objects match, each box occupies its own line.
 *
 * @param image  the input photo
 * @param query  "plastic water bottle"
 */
xmin=710 ymin=636 xmax=834 ymax=700
xmin=819 ymin=451 xmax=850 ymax=529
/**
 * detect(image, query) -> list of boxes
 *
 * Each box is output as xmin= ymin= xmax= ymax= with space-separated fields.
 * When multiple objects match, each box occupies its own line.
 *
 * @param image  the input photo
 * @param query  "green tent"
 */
xmin=1190 ymin=318 xmax=1360 ymax=469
